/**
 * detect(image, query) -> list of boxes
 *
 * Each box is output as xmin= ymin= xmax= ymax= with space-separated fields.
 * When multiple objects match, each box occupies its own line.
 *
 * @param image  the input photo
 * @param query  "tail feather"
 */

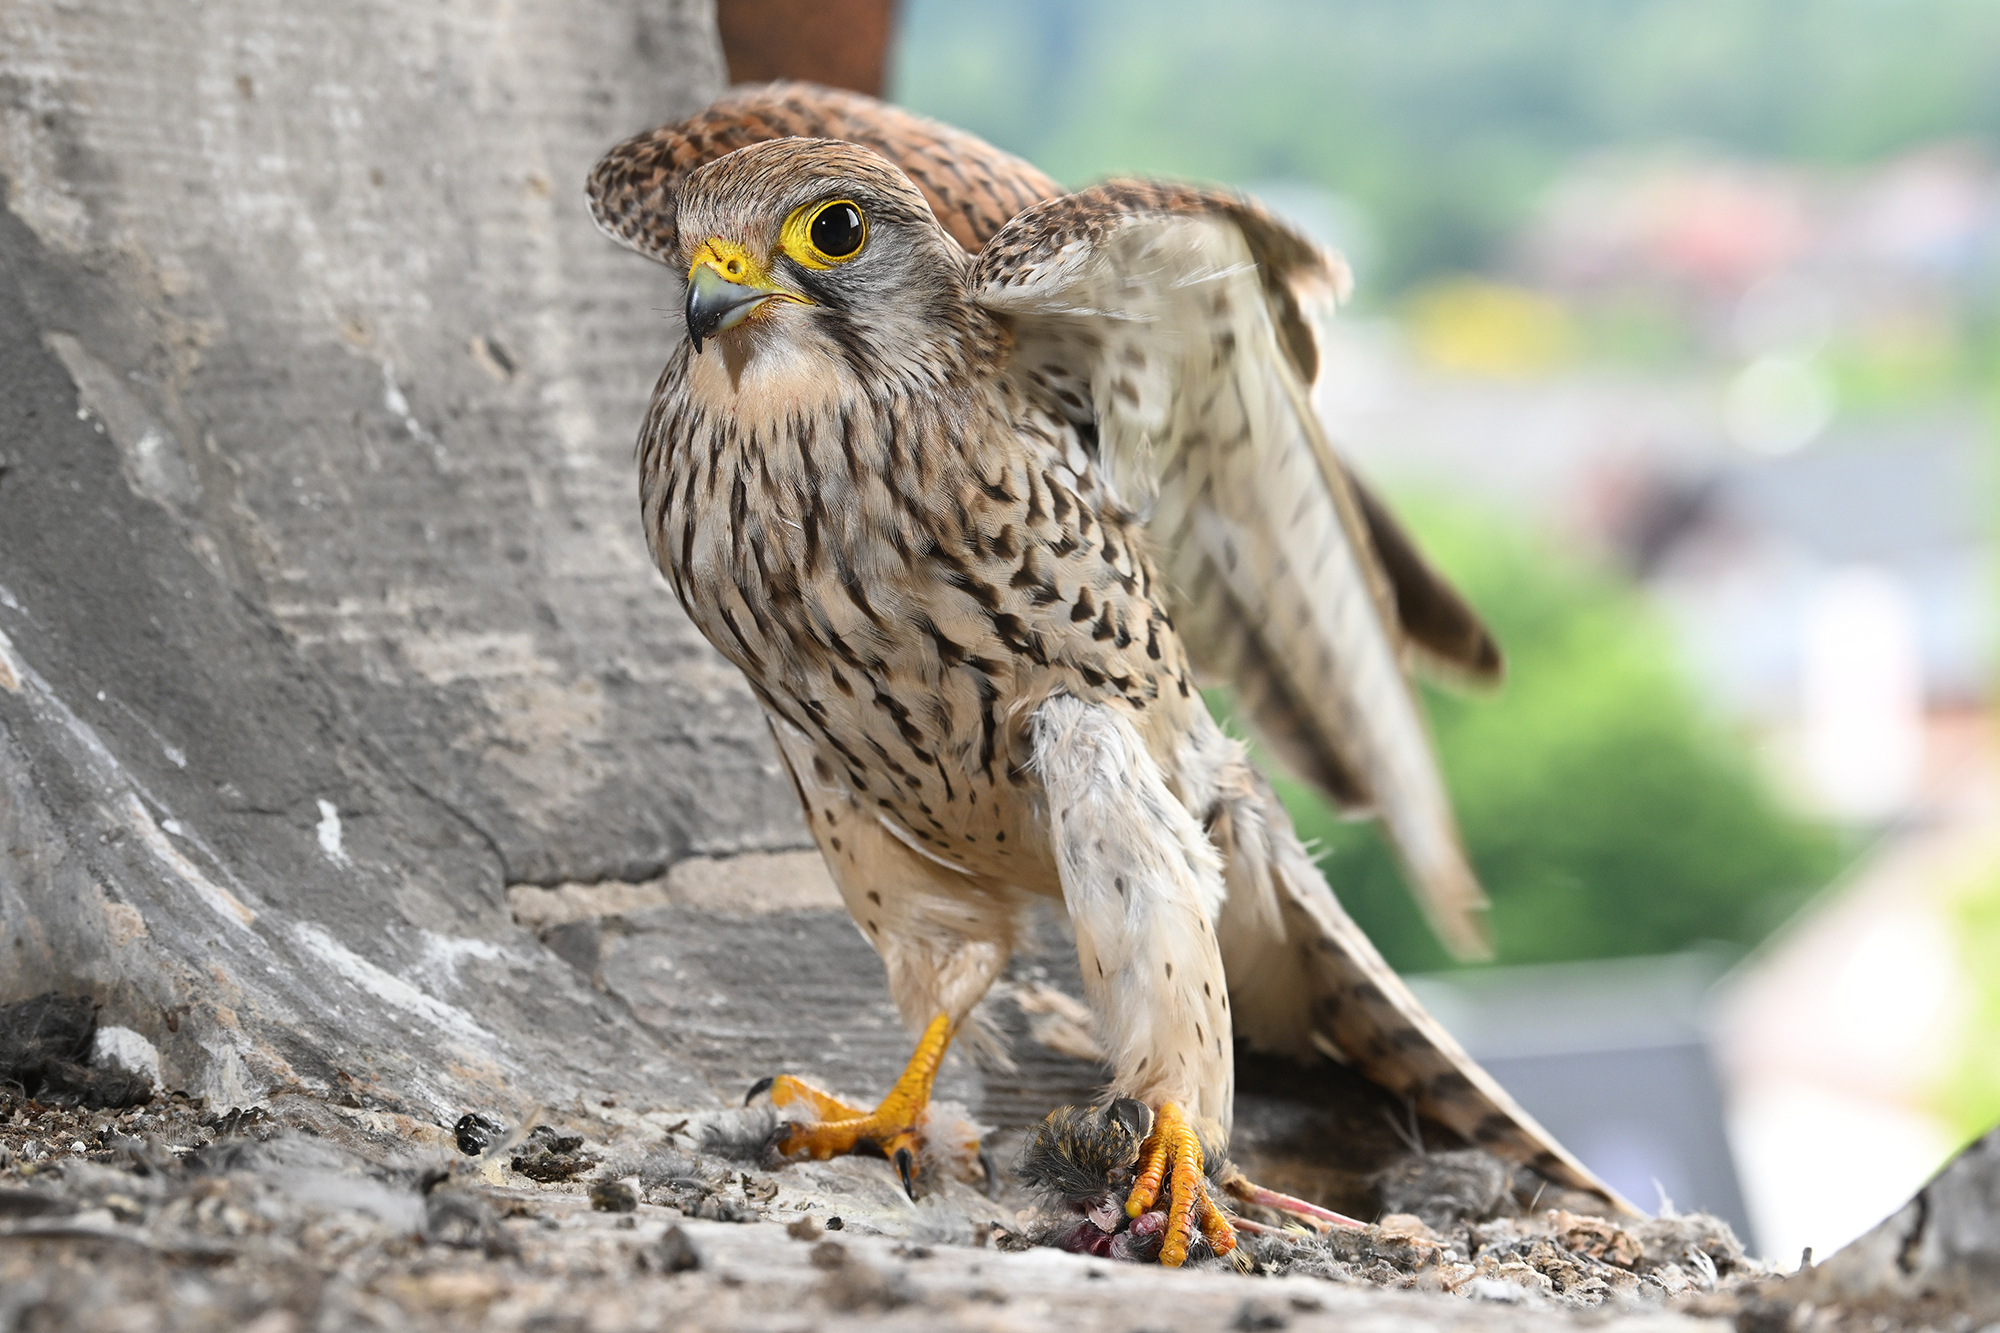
xmin=1212 ymin=763 xmax=1634 ymax=1214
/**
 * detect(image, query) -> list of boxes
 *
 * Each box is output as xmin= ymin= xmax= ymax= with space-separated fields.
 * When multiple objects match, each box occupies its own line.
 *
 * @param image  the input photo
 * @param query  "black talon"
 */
xmin=893 ymin=1146 xmax=917 ymax=1200
xmin=977 ymin=1147 xmax=1001 ymax=1200
xmin=1108 ymin=1097 xmax=1154 ymax=1141
xmin=744 ymin=1076 xmax=776 ymax=1106
xmin=760 ymin=1121 xmax=797 ymax=1170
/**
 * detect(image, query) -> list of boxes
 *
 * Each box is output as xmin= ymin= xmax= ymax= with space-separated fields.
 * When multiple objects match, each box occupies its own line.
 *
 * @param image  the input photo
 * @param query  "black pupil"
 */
xmin=811 ymin=203 xmax=864 ymax=258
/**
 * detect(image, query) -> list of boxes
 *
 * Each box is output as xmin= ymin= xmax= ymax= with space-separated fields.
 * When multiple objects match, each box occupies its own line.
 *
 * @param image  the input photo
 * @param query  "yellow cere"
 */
xmin=687 ymin=237 xmax=771 ymax=288
xmin=778 ymin=199 xmax=869 ymax=270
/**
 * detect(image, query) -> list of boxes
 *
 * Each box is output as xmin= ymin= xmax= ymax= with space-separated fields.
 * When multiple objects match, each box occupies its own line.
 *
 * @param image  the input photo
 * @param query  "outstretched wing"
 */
xmin=587 ymin=82 xmax=1503 ymax=957
xmin=971 ymin=182 xmax=1494 ymax=961
xmin=589 ymin=84 xmax=1498 ymax=683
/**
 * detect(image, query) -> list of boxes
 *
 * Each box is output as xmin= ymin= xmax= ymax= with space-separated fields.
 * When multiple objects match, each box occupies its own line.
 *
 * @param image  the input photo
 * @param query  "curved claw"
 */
xmin=1124 ymin=1101 xmax=1236 ymax=1267
xmin=759 ymin=1119 xmax=797 ymax=1171
xmin=750 ymin=1014 xmax=969 ymax=1200
xmin=744 ymin=1075 xmax=776 ymax=1106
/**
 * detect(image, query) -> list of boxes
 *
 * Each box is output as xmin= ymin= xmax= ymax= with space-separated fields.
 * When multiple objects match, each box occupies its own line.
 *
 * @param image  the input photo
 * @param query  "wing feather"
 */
xmin=1349 ymin=475 xmax=1504 ymax=683
xmin=973 ymin=183 xmax=1493 ymax=960
xmin=589 ymin=83 xmax=1504 ymax=955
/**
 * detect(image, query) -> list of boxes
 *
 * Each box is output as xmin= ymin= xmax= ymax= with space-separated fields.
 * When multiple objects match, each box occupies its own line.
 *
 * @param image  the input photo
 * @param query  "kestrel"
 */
xmin=587 ymin=83 xmax=1623 ymax=1265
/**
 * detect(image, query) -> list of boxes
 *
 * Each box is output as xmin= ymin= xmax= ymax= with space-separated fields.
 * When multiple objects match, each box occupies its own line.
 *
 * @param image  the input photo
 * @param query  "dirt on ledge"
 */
xmin=0 ymin=1081 xmax=1783 ymax=1333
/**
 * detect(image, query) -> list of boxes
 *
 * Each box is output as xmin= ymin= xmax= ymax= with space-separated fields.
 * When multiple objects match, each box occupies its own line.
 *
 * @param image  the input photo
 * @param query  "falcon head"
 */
xmin=669 ymin=138 xmax=972 ymax=368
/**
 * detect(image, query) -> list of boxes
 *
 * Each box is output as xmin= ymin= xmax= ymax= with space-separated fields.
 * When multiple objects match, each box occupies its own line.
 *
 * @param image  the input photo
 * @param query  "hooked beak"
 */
xmin=684 ymin=241 xmax=810 ymax=354
xmin=684 ymin=263 xmax=770 ymax=354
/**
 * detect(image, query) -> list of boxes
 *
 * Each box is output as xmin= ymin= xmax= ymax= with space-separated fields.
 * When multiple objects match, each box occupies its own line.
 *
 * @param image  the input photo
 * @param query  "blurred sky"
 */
xmin=892 ymin=0 xmax=2000 ymax=1264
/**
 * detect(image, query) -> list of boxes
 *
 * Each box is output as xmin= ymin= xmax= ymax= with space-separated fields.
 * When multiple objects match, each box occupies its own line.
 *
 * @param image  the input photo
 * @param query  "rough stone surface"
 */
xmin=1753 ymin=1126 xmax=2000 ymax=1326
xmin=0 ymin=0 xmax=803 ymax=1118
xmin=0 ymin=1085 xmax=1758 ymax=1332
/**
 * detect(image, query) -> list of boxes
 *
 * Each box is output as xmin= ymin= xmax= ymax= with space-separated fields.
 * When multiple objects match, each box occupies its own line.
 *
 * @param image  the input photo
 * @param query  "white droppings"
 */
xmin=409 ymin=930 xmax=529 ymax=999
xmin=163 ymin=744 xmax=187 ymax=768
xmin=121 ymin=794 xmax=256 ymax=927
xmin=91 ymin=1026 xmax=163 ymax=1086
xmin=292 ymin=923 xmax=508 ymax=1061
xmin=381 ymin=361 xmax=412 ymax=418
xmin=316 ymin=798 xmax=349 ymax=865
xmin=197 ymin=1038 xmax=259 ymax=1109
xmin=419 ymin=930 xmax=509 ymax=981
xmin=0 ymin=629 xmax=251 ymax=924
xmin=381 ymin=360 xmax=446 ymax=461
xmin=161 ymin=818 xmax=186 ymax=837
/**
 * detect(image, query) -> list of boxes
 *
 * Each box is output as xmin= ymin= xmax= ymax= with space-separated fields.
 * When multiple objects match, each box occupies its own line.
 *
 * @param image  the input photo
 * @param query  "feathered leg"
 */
xmin=751 ymin=719 xmax=1020 ymax=1196
xmin=1032 ymin=694 xmax=1238 ymax=1265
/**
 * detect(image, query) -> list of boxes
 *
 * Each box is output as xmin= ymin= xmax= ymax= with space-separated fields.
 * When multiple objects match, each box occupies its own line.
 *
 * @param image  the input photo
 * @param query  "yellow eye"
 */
xmin=781 ymin=199 xmax=868 ymax=269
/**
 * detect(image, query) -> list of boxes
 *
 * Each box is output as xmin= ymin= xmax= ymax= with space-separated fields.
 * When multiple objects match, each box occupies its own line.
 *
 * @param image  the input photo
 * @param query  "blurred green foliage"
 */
xmin=1953 ymin=385 xmax=2000 ymax=1141
xmin=893 ymin=0 xmax=2000 ymax=294
xmin=1218 ymin=500 xmax=1844 ymax=973
xmin=1939 ymin=871 xmax=2000 ymax=1146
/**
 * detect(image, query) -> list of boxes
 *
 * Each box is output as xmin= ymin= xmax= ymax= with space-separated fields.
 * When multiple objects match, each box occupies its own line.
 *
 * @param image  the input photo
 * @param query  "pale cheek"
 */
xmin=686 ymin=319 xmax=859 ymax=428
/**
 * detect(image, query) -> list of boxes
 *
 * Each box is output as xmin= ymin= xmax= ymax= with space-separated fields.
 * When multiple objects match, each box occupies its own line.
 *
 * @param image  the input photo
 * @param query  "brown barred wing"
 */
xmin=589 ymin=87 xmax=1499 ymax=685
xmin=586 ymin=80 xmax=1061 ymax=264
xmin=1245 ymin=767 xmax=1634 ymax=1211
xmin=971 ymin=181 xmax=1494 ymax=961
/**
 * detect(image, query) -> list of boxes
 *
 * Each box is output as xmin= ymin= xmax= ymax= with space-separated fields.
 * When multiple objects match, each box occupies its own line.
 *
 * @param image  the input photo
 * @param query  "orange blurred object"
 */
xmin=717 ymin=0 xmax=898 ymax=96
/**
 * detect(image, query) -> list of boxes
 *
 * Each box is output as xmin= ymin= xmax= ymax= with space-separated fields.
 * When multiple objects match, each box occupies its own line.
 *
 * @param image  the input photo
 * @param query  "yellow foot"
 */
xmin=1124 ymin=1101 xmax=1237 ymax=1267
xmin=746 ymin=1013 xmax=960 ymax=1199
